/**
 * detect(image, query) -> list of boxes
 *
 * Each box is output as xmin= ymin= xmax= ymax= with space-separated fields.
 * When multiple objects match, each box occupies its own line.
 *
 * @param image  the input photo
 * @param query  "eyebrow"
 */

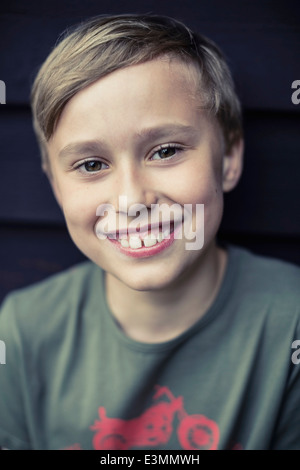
xmin=58 ymin=124 xmax=198 ymax=159
xmin=58 ymin=140 xmax=108 ymax=159
xmin=135 ymin=124 xmax=198 ymax=141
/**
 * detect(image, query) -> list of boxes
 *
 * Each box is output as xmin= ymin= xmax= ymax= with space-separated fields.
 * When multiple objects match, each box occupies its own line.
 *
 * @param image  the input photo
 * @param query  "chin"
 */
xmin=115 ymin=261 xmax=194 ymax=292
xmin=120 ymin=274 xmax=176 ymax=292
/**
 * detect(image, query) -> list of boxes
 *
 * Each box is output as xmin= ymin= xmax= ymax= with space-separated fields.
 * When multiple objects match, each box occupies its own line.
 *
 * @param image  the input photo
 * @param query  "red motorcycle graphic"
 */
xmin=90 ymin=385 xmax=219 ymax=450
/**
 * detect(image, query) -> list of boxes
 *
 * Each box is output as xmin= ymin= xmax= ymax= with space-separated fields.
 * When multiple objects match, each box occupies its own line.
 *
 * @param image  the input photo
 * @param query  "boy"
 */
xmin=0 ymin=14 xmax=299 ymax=450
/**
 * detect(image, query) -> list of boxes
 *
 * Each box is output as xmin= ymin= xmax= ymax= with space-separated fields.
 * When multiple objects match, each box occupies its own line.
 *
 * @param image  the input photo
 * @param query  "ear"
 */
xmin=222 ymin=138 xmax=244 ymax=192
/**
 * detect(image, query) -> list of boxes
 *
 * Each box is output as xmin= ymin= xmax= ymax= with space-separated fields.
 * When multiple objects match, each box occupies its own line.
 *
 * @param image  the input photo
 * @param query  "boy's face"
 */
xmin=47 ymin=58 xmax=242 ymax=291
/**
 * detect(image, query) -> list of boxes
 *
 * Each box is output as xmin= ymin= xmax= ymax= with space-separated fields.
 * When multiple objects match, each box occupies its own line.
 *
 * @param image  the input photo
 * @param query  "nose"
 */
xmin=111 ymin=160 xmax=158 ymax=215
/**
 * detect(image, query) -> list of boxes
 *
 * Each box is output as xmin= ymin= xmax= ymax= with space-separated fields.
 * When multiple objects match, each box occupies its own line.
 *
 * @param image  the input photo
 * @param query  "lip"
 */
xmin=107 ymin=222 xmax=182 ymax=258
xmin=109 ymin=222 xmax=162 ymax=238
xmin=102 ymin=220 xmax=180 ymax=239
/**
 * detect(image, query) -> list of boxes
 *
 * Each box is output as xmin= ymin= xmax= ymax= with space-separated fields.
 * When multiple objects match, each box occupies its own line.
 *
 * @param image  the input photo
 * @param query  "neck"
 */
xmin=105 ymin=242 xmax=227 ymax=343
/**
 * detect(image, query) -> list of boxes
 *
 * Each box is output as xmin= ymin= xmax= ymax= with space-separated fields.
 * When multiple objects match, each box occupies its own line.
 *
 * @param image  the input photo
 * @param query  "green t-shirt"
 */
xmin=0 ymin=245 xmax=299 ymax=450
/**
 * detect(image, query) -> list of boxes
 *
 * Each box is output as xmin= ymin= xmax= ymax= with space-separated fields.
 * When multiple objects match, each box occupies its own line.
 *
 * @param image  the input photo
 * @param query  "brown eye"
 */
xmin=159 ymin=147 xmax=176 ymax=159
xmin=151 ymin=146 xmax=180 ymax=161
xmin=84 ymin=161 xmax=102 ymax=171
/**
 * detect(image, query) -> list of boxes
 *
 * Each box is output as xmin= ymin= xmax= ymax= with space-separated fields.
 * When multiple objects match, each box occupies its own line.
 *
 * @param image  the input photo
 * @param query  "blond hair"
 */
xmin=31 ymin=14 xmax=243 ymax=168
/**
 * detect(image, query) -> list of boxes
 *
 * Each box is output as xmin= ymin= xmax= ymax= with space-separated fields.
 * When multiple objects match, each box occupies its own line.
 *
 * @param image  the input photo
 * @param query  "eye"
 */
xmin=76 ymin=159 xmax=109 ymax=174
xmin=150 ymin=145 xmax=182 ymax=161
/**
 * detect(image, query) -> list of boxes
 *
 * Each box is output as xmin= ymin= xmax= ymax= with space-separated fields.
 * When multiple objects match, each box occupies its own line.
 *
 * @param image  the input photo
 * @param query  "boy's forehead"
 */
xmin=48 ymin=57 xmax=218 ymax=154
xmin=67 ymin=57 xmax=201 ymax=110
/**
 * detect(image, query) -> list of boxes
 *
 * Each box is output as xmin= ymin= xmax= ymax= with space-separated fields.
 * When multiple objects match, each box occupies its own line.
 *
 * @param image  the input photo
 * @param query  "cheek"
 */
xmin=58 ymin=184 xmax=99 ymax=231
xmin=179 ymin=162 xmax=223 ymax=238
xmin=174 ymin=161 xmax=223 ymax=207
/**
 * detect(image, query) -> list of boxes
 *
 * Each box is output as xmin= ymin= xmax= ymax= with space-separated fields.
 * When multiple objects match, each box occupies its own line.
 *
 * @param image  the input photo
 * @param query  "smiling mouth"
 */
xmin=108 ymin=222 xmax=175 ymax=250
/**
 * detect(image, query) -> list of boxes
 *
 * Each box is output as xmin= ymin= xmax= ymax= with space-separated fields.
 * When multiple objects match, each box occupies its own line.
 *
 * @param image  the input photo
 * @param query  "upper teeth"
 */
xmin=128 ymin=237 xmax=142 ymax=249
xmin=119 ymin=230 xmax=170 ymax=249
xmin=143 ymin=233 xmax=157 ymax=247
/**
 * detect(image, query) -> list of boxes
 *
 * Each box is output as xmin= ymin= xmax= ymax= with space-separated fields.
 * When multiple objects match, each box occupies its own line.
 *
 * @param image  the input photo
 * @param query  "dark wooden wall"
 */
xmin=0 ymin=0 xmax=299 ymax=302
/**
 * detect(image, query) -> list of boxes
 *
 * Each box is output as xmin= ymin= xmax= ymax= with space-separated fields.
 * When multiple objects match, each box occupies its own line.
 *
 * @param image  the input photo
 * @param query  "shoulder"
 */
xmin=227 ymin=244 xmax=300 ymax=321
xmin=0 ymin=261 xmax=102 ymax=341
xmin=230 ymin=244 xmax=300 ymax=293
xmin=1 ymin=260 xmax=96 ymax=307
xmin=218 ymin=245 xmax=300 ymax=372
